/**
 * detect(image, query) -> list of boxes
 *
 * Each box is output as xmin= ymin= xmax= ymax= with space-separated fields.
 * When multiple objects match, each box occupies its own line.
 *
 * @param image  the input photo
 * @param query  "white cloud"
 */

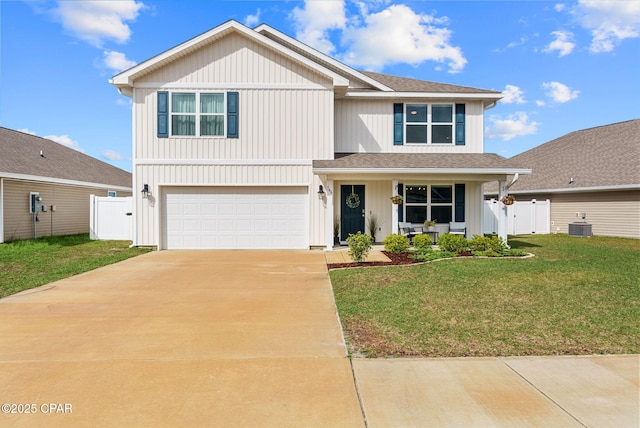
xmin=102 ymin=50 xmax=136 ymax=73
xmin=502 ymin=85 xmax=526 ymax=104
xmin=486 ymin=112 xmax=539 ymax=141
xmin=291 ymin=0 xmax=347 ymax=55
xmin=536 ymin=100 xmax=546 ymax=107
xmin=18 ymin=128 xmax=37 ymax=135
xmin=43 ymin=134 xmax=85 ymax=153
xmin=101 ymin=150 xmax=125 ymax=161
xmin=573 ymin=0 xmax=640 ymax=53
xmin=340 ymin=4 xmax=467 ymax=73
xmin=542 ymin=81 xmax=580 ymax=103
xmin=289 ymin=1 xmax=466 ymax=73
xmin=53 ymin=0 xmax=145 ymax=47
xmin=245 ymin=9 xmax=261 ymax=28
xmin=554 ymin=4 xmax=566 ymax=12
xmin=544 ymin=30 xmax=575 ymax=56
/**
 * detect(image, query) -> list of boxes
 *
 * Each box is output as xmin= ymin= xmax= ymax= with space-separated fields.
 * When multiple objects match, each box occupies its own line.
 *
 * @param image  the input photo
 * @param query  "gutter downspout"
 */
xmin=506 ymin=173 xmax=519 ymax=189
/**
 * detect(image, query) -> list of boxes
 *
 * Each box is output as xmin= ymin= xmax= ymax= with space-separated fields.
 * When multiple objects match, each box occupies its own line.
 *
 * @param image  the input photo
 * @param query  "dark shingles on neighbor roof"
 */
xmin=313 ymin=153 xmax=527 ymax=170
xmin=485 ymin=119 xmax=640 ymax=193
xmin=359 ymin=71 xmax=502 ymax=94
xmin=0 ymin=127 xmax=131 ymax=188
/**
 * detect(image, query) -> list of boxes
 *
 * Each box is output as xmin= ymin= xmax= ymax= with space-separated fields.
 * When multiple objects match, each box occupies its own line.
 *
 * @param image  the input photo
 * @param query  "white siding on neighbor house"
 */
xmin=334 ymin=99 xmax=485 ymax=153
xmin=134 ymin=88 xmax=334 ymax=161
xmin=136 ymin=33 xmax=332 ymax=87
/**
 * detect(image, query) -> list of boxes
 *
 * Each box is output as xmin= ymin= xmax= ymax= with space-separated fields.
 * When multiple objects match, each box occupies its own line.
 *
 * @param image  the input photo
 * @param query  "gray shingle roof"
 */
xmin=359 ymin=71 xmax=501 ymax=94
xmin=486 ymin=119 xmax=640 ymax=193
xmin=313 ymin=153 xmax=529 ymax=172
xmin=0 ymin=127 xmax=132 ymax=188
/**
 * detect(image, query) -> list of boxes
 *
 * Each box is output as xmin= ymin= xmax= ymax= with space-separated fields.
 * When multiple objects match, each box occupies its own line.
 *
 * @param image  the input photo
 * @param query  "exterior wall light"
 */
xmin=141 ymin=184 xmax=150 ymax=199
xmin=317 ymin=185 xmax=325 ymax=199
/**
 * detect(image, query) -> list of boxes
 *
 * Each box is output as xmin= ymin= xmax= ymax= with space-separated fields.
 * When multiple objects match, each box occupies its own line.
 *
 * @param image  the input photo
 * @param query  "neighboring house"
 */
xmin=110 ymin=20 xmax=529 ymax=250
xmin=0 ymin=127 xmax=132 ymax=242
xmin=484 ymin=119 xmax=640 ymax=239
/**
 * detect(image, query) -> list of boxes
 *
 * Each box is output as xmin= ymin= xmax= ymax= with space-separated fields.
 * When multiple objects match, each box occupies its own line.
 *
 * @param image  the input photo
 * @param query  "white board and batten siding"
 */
xmin=163 ymin=186 xmax=308 ymax=250
xmin=89 ymin=195 xmax=133 ymax=241
xmin=334 ymin=99 xmax=486 ymax=153
xmin=130 ymin=32 xmax=335 ymax=249
xmin=483 ymin=199 xmax=551 ymax=236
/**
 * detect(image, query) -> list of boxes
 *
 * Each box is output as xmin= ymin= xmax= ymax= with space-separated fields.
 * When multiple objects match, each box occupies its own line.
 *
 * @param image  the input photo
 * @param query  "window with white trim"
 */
xmin=404 ymin=184 xmax=454 ymax=223
xmin=405 ymin=103 xmax=454 ymax=144
xmin=171 ymin=92 xmax=225 ymax=137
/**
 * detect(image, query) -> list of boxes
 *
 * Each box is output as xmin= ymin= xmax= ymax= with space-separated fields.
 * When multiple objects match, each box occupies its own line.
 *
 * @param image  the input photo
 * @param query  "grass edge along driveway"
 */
xmin=0 ymin=234 xmax=151 ymax=298
xmin=331 ymin=234 xmax=640 ymax=358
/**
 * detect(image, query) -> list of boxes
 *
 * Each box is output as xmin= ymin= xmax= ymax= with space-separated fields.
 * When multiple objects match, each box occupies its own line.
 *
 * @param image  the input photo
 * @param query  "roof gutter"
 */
xmin=484 ymin=100 xmax=498 ymax=110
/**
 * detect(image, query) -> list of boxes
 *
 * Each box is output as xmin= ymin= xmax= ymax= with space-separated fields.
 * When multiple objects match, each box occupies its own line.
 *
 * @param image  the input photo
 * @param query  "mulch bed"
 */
xmin=327 ymin=251 xmax=422 ymax=270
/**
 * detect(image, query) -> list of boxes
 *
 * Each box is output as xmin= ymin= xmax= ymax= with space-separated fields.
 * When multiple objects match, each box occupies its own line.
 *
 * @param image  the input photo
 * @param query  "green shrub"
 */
xmin=469 ymin=234 xmax=507 ymax=253
xmin=412 ymin=233 xmax=433 ymax=250
xmin=346 ymin=232 xmax=373 ymax=262
xmin=412 ymin=248 xmax=457 ymax=262
xmin=437 ymin=233 xmax=470 ymax=254
xmin=383 ymin=233 xmax=410 ymax=254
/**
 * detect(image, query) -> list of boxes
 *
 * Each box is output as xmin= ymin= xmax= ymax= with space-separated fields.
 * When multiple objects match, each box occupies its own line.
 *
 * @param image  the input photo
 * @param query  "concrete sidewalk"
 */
xmin=353 ymin=355 xmax=639 ymax=427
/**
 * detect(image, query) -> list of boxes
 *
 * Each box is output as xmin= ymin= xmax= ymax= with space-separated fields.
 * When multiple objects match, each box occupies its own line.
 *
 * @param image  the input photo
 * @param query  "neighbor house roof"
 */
xmin=485 ymin=119 xmax=640 ymax=194
xmin=0 ymin=127 xmax=132 ymax=189
xmin=313 ymin=153 xmax=530 ymax=176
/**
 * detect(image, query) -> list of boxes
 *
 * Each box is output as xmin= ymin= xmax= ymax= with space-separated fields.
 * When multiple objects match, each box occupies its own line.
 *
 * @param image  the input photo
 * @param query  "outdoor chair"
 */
xmin=449 ymin=222 xmax=467 ymax=236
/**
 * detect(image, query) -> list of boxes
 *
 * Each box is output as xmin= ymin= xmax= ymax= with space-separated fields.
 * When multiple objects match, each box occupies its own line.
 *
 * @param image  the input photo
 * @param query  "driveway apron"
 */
xmin=0 ymin=251 xmax=364 ymax=427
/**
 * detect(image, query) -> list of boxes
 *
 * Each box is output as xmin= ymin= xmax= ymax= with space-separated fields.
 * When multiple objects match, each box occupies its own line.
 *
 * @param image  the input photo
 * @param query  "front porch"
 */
xmin=312 ymin=153 xmax=531 ymax=250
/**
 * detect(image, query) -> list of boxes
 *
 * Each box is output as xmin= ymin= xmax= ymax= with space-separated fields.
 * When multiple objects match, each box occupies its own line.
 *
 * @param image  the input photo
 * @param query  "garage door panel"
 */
xmin=164 ymin=187 xmax=308 ymax=249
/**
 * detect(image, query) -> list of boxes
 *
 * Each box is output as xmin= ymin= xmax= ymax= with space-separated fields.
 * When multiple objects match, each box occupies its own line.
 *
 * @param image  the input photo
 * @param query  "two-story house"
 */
xmin=110 ymin=20 xmax=529 ymax=250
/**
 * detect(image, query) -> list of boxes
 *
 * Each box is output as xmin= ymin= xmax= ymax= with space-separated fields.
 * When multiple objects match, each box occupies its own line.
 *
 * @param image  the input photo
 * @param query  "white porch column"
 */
xmin=392 ymin=180 xmax=399 ymax=234
xmin=324 ymin=179 xmax=334 ymax=251
xmin=497 ymin=180 xmax=508 ymax=242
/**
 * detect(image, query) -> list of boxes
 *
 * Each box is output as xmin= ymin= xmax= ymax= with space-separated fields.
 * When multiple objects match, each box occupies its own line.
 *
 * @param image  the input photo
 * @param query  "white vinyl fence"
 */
xmin=89 ymin=195 xmax=133 ymax=240
xmin=483 ymin=199 xmax=550 ymax=236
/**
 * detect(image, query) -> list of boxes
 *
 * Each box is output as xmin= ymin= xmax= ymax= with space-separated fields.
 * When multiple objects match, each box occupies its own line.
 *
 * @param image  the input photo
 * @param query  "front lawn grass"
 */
xmin=0 ymin=234 xmax=151 ymax=298
xmin=331 ymin=234 xmax=640 ymax=358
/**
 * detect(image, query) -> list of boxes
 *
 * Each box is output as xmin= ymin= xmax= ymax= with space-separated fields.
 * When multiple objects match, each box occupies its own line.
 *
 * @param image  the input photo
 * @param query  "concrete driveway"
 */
xmin=0 ymin=251 xmax=364 ymax=427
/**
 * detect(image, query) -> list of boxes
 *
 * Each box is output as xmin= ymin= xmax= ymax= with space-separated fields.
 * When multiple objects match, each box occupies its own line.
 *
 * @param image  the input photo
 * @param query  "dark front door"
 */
xmin=340 ymin=185 xmax=365 ymax=241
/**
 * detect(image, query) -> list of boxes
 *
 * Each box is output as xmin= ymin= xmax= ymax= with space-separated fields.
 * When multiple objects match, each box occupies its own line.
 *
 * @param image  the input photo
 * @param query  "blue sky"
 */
xmin=1 ymin=1 xmax=638 ymax=172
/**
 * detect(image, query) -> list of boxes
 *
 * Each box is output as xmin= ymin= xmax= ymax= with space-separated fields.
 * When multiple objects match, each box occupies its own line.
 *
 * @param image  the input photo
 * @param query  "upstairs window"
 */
xmin=405 ymin=103 xmax=453 ymax=144
xmin=394 ymin=103 xmax=464 ymax=146
xmin=158 ymin=91 xmax=238 ymax=138
xmin=171 ymin=92 xmax=224 ymax=137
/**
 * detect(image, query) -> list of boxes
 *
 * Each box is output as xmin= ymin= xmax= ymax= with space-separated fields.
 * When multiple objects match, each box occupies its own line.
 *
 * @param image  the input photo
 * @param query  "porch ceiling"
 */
xmin=312 ymin=153 xmax=531 ymax=178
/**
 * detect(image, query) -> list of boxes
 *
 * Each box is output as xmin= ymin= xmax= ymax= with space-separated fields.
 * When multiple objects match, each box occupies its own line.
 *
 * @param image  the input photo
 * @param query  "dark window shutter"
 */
xmin=393 ymin=103 xmax=404 ymax=145
xmin=157 ymin=91 xmax=168 ymax=138
xmin=455 ymin=183 xmax=465 ymax=222
xmin=455 ymin=104 xmax=465 ymax=146
xmin=227 ymin=92 xmax=239 ymax=138
xmin=398 ymin=183 xmax=404 ymax=222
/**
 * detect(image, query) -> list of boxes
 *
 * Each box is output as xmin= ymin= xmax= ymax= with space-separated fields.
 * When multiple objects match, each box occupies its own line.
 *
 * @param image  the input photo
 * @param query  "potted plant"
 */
xmin=501 ymin=194 xmax=516 ymax=206
xmin=390 ymin=195 xmax=403 ymax=205
xmin=424 ymin=219 xmax=436 ymax=231
xmin=333 ymin=215 xmax=340 ymax=245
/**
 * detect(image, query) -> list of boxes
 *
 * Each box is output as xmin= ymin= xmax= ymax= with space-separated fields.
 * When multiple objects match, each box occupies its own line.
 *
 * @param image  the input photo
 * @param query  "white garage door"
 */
xmin=163 ymin=186 xmax=308 ymax=250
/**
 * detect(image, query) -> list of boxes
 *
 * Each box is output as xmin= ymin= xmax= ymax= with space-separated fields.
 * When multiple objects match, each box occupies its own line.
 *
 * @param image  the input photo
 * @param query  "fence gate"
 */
xmin=483 ymin=199 xmax=550 ymax=235
xmin=90 ymin=195 xmax=133 ymax=240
